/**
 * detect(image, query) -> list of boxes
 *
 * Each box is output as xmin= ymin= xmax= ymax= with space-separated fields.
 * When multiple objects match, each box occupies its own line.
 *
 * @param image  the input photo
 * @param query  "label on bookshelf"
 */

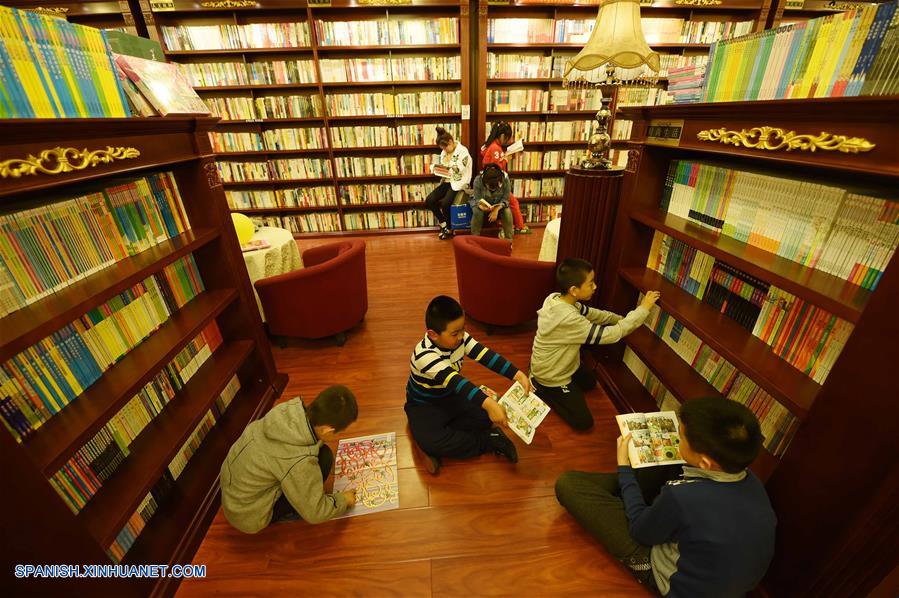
xmin=488 ymin=0 xmax=511 ymax=5
xmin=784 ymin=0 xmax=805 ymax=8
xmin=149 ymin=0 xmax=175 ymax=11
xmin=358 ymin=0 xmax=412 ymax=4
xmin=309 ymin=0 xmax=331 ymax=4
xmin=462 ymin=104 xmax=470 ymax=120
xmin=647 ymin=119 xmax=684 ymax=147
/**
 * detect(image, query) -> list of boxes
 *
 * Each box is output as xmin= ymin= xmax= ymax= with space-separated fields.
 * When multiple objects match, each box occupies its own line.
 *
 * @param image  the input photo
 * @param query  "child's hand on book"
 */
xmin=513 ymin=371 xmax=533 ymax=394
xmin=640 ymin=291 xmax=661 ymax=310
xmin=341 ymin=488 xmax=358 ymax=507
xmin=617 ymin=434 xmax=633 ymax=467
xmin=482 ymin=396 xmax=509 ymax=427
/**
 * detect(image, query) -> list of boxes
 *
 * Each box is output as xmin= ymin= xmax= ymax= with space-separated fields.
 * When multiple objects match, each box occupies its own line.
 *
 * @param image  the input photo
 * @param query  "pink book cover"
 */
xmin=114 ymin=54 xmax=210 ymax=116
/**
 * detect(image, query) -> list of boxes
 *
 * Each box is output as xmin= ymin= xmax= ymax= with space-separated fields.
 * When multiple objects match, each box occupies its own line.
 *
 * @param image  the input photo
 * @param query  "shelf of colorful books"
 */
xmin=325 ymin=112 xmax=462 ymax=122
xmin=218 ymin=117 xmax=327 ymax=126
xmin=337 ymin=174 xmax=434 ymax=183
xmin=485 ymin=42 xmax=712 ymax=49
xmin=619 ymin=267 xmax=819 ymax=417
xmin=231 ymin=206 xmax=339 ymax=214
xmin=619 ymin=97 xmax=899 ymax=178
xmin=0 ymin=228 xmax=219 ymax=363
xmin=331 ymin=144 xmax=434 ymax=153
xmin=122 ymin=374 xmax=279 ymax=571
xmin=519 ymin=196 xmax=564 ymax=202
xmin=631 ymin=210 xmax=871 ymax=323
xmin=78 ymin=340 xmax=254 ymax=546
xmin=593 ymin=352 xmax=660 ymax=414
xmin=164 ymin=47 xmax=315 ymax=56
xmin=215 ymin=149 xmax=331 ymax=157
xmin=24 ymin=289 xmax=239 ymax=475
xmin=342 ymin=202 xmax=427 ymax=210
xmin=531 ymin=140 xmax=588 ymax=147
xmin=485 ymin=110 xmax=597 ymax=117
xmin=314 ymin=44 xmax=461 ymax=52
xmin=509 ymin=169 xmax=567 ymax=175
xmin=221 ymin=178 xmax=334 ymax=187
xmin=321 ymin=79 xmax=462 ymax=88
xmin=194 ymin=83 xmax=321 ymax=92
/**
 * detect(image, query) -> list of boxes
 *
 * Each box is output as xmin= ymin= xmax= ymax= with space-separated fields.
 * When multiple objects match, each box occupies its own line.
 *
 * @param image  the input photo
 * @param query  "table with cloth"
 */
xmin=241 ymin=226 xmax=302 ymax=319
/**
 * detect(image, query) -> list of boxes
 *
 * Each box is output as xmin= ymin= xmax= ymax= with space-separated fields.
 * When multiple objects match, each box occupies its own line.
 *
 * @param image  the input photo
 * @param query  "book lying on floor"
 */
xmin=615 ymin=411 xmax=685 ymax=468
xmin=487 ymin=382 xmax=550 ymax=444
xmin=333 ymin=432 xmax=399 ymax=518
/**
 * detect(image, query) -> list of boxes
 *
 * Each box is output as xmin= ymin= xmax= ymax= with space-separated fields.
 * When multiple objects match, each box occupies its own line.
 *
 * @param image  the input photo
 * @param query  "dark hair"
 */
xmin=425 ymin=295 xmax=464 ymax=333
xmin=679 ymin=397 xmax=763 ymax=473
xmin=556 ymin=258 xmax=594 ymax=294
xmin=484 ymin=121 xmax=513 ymax=149
xmin=481 ymin=163 xmax=504 ymax=189
xmin=435 ymin=126 xmax=454 ymax=148
xmin=307 ymin=385 xmax=358 ymax=432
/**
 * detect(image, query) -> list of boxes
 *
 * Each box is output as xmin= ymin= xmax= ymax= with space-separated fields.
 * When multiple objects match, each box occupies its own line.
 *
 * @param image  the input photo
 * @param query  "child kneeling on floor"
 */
xmin=555 ymin=397 xmax=777 ymax=597
xmin=220 ymin=386 xmax=358 ymax=532
xmin=405 ymin=295 xmax=530 ymax=474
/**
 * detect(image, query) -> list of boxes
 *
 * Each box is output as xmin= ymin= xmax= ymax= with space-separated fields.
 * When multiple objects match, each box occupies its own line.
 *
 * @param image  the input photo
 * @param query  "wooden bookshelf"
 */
xmin=7 ymin=0 xmax=146 ymax=36
xmin=0 ymin=117 xmax=286 ymax=595
xmin=767 ymin=0 xmax=894 ymax=27
xmin=580 ymin=96 xmax=898 ymax=596
xmin=144 ymin=0 xmax=470 ymax=237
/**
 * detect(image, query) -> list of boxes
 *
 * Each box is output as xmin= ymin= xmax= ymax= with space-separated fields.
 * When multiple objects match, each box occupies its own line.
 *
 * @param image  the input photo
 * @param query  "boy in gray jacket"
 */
xmin=530 ymin=259 xmax=660 ymax=430
xmin=220 ymin=385 xmax=358 ymax=533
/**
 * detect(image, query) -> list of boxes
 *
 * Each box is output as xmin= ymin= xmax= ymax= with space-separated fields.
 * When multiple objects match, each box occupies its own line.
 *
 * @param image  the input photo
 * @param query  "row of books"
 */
xmin=161 ymin=23 xmax=311 ymax=51
xmin=205 ymin=94 xmax=322 ymax=121
xmin=616 ymin=86 xmax=669 ymax=107
xmin=319 ymin=56 xmax=461 ymax=83
xmin=487 ymin=17 xmax=752 ymax=45
xmin=343 ymin=209 xmax=436 ymax=231
xmin=0 ymin=256 xmax=205 ymax=441
xmin=511 ymin=177 xmax=565 ymax=198
xmin=613 ymin=119 xmax=633 ymax=140
xmin=226 ymin=188 xmax=337 ymax=210
xmin=486 ymin=52 xmax=708 ymax=80
xmin=209 ymin=129 xmax=327 ymax=153
xmin=313 ymin=18 xmax=458 ymax=47
xmin=330 ymin=122 xmax=460 ymax=148
xmin=46 ymin=323 xmax=221 ymax=512
xmin=667 ymin=65 xmax=707 ymax=104
xmin=251 ymin=213 xmax=342 ymax=233
xmin=500 ymin=120 xmax=592 ymax=142
xmin=0 ymin=172 xmax=190 ymax=318
xmin=510 ymin=149 xmax=583 ymax=171
xmin=0 ymin=6 xmax=128 ymax=118
xmin=181 ymin=59 xmax=317 ymax=88
xmin=641 ymin=301 xmax=800 ymax=455
xmin=701 ymin=2 xmax=899 ymax=101
xmin=334 ymin=155 xmax=436 ymax=178
xmin=216 ymin=159 xmax=332 ymax=182
xmin=661 ymin=160 xmax=899 ymax=290
xmin=487 ymin=89 xmax=602 ymax=112
xmin=523 ymin=203 xmax=562 ymax=223
xmin=324 ymin=91 xmax=460 ymax=117
xmin=109 ymin=372 xmax=238 ymax=562
xmin=340 ymin=184 xmax=430 ymax=206
xmin=647 ymin=232 xmax=852 ymax=383
xmin=622 ymin=348 xmax=681 ymax=412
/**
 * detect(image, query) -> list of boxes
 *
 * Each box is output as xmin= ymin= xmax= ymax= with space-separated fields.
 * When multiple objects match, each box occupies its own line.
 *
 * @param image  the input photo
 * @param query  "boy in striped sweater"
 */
xmin=405 ymin=295 xmax=531 ymax=474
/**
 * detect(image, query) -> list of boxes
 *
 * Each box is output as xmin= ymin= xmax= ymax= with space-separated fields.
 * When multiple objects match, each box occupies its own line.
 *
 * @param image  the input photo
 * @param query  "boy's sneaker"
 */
xmin=515 ymin=226 xmax=531 ymax=234
xmin=488 ymin=428 xmax=518 ymax=463
xmin=497 ymin=230 xmax=505 ymax=240
xmin=438 ymin=227 xmax=453 ymax=240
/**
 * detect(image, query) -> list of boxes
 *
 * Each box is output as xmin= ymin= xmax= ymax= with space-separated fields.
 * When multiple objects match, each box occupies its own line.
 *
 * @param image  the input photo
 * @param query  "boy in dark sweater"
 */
xmin=555 ymin=397 xmax=777 ymax=597
xmin=405 ymin=295 xmax=530 ymax=474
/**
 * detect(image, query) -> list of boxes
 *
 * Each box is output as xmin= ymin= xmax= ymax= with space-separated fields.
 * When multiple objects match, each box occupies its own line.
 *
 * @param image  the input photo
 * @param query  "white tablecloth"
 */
xmin=538 ymin=218 xmax=562 ymax=262
xmin=242 ymin=227 xmax=302 ymax=318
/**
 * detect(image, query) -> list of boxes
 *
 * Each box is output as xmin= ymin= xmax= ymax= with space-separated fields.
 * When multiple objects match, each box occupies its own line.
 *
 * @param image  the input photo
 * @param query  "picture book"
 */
xmin=114 ymin=54 xmax=210 ymax=116
xmin=488 ymin=382 xmax=551 ymax=444
xmin=432 ymin=164 xmax=452 ymax=178
xmin=615 ymin=411 xmax=685 ymax=468
xmin=240 ymin=239 xmax=271 ymax=252
xmin=333 ymin=432 xmax=399 ymax=518
xmin=505 ymin=139 xmax=525 ymax=155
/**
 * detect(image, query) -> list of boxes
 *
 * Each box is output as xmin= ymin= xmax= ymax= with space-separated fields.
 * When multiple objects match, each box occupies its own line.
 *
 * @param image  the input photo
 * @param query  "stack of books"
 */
xmin=667 ymin=65 xmax=707 ymax=104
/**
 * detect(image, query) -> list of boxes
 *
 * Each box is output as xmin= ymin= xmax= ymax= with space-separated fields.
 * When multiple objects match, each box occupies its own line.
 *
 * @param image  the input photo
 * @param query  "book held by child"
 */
xmin=615 ymin=411 xmax=685 ymax=468
xmin=487 ymin=382 xmax=551 ymax=444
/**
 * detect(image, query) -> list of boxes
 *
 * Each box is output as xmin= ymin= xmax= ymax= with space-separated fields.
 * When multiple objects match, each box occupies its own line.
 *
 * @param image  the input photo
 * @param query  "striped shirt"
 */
xmin=406 ymin=332 xmax=519 ymax=404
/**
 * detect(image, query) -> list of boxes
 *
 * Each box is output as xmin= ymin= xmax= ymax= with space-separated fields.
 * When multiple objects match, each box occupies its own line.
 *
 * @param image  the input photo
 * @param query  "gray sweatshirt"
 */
xmin=530 ymin=293 xmax=649 ymax=387
xmin=220 ymin=398 xmax=347 ymax=533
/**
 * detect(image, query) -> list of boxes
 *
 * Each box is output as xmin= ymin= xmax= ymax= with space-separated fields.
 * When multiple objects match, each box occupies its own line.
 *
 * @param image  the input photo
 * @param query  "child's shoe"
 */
xmin=489 ymin=428 xmax=518 ymax=463
xmin=497 ymin=230 xmax=505 ymax=240
xmin=515 ymin=226 xmax=531 ymax=234
xmin=438 ymin=226 xmax=453 ymax=240
xmin=411 ymin=437 xmax=442 ymax=475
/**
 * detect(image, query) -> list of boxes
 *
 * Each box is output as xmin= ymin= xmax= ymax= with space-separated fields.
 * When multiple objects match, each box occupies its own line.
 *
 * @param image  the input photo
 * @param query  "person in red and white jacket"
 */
xmin=480 ymin=121 xmax=529 ymax=235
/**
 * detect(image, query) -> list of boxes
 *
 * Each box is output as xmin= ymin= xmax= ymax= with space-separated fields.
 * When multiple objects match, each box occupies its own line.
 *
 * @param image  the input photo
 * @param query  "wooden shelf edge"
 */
xmin=625 ymin=326 xmax=721 ymax=402
xmin=593 ymin=352 xmax=658 ymax=414
xmin=26 ymin=289 xmax=240 ymax=474
xmin=630 ymin=209 xmax=869 ymax=323
xmin=79 ymin=340 xmax=255 ymax=546
xmin=619 ymin=267 xmax=817 ymax=417
xmin=0 ymin=229 xmax=220 ymax=362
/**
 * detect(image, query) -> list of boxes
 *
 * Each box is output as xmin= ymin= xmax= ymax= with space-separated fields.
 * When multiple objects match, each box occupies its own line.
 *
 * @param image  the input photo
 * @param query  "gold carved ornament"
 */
xmin=0 ymin=147 xmax=141 ymax=179
xmin=696 ymin=127 xmax=875 ymax=154
xmin=28 ymin=7 xmax=70 ymax=16
xmin=674 ymin=0 xmax=722 ymax=5
xmin=200 ymin=0 xmax=258 ymax=7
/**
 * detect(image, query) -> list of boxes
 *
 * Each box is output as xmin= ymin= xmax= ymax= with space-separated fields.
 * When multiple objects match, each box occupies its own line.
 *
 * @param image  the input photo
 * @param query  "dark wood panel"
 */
xmin=27 ymin=289 xmax=238 ymax=474
xmin=619 ymin=267 xmax=819 ymax=417
xmin=0 ymin=229 xmax=219 ymax=362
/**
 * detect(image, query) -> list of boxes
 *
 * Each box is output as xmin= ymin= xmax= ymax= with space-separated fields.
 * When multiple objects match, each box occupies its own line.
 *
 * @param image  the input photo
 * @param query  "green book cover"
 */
xmin=105 ymin=30 xmax=165 ymax=62
xmin=749 ymin=31 xmax=775 ymax=101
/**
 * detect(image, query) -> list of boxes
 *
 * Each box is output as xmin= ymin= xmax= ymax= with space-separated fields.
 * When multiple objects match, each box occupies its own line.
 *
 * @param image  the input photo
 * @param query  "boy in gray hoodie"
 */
xmin=530 ymin=259 xmax=660 ymax=430
xmin=220 ymin=385 xmax=358 ymax=533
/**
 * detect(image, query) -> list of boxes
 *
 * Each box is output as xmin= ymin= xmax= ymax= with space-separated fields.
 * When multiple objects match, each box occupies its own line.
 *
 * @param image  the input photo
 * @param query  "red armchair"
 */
xmin=453 ymin=236 xmax=556 ymax=328
xmin=255 ymin=240 xmax=367 ymax=345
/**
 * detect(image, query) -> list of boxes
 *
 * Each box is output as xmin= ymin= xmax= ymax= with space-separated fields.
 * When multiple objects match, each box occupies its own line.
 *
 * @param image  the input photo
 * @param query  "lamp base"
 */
xmin=579 ymin=156 xmax=614 ymax=170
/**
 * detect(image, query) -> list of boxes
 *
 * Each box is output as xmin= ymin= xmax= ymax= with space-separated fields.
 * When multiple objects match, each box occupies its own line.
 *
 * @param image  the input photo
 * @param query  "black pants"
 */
xmin=270 ymin=444 xmax=333 ymax=523
xmin=424 ymin=182 xmax=456 ymax=227
xmin=532 ymin=361 xmax=597 ymax=431
xmin=555 ymin=465 xmax=682 ymax=593
xmin=405 ymin=394 xmax=492 ymax=459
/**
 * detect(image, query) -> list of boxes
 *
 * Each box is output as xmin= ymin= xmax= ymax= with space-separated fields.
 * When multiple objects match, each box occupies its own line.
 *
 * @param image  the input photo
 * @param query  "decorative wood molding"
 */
xmin=27 ymin=6 xmax=69 ymax=17
xmin=357 ymin=0 xmax=412 ymax=4
xmin=200 ymin=0 xmax=257 ymax=7
xmin=696 ymin=126 xmax=875 ymax=154
xmin=204 ymin=161 xmax=222 ymax=189
xmin=626 ymin=149 xmax=640 ymax=173
xmin=674 ymin=0 xmax=722 ymax=5
xmin=0 ymin=147 xmax=141 ymax=179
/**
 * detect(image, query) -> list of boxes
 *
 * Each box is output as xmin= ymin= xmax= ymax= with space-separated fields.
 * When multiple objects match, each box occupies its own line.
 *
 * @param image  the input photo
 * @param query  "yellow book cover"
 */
xmin=41 ymin=337 xmax=84 ymax=397
xmin=720 ymin=39 xmax=741 ymax=102
xmin=815 ymin=12 xmax=853 ymax=98
xmin=0 ymin=8 xmax=46 ymax=117
xmin=796 ymin=16 xmax=834 ymax=98
xmin=14 ymin=10 xmax=65 ymax=117
xmin=834 ymin=6 xmax=877 ymax=96
xmin=21 ymin=348 xmax=66 ymax=412
xmin=43 ymin=16 xmax=88 ymax=116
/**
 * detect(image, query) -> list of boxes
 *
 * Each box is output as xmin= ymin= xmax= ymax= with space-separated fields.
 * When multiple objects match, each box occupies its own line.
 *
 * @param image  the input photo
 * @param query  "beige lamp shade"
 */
xmin=563 ymin=0 xmax=660 ymax=86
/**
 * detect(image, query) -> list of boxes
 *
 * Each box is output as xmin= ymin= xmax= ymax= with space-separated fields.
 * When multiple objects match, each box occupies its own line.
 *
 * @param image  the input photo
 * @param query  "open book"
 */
xmin=432 ymin=164 xmax=451 ymax=178
xmin=478 ymin=198 xmax=501 ymax=210
xmin=484 ymin=382 xmax=550 ymax=444
xmin=505 ymin=139 xmax=524 ymax=156
xmin=615 ymin=411 xmax=685 ymax=468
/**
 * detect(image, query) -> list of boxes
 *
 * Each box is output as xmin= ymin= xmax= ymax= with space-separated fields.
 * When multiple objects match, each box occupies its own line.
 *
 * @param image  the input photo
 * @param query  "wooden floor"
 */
xmin=178 ymin=230 xmax=651 ymax=597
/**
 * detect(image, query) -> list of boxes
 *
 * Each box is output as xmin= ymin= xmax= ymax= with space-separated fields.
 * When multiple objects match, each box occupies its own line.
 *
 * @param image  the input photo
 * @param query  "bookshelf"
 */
xmin=767 ymin=0 xmax=894 ymax=27
xmin=476 ymin=0 xmax=771 ymax=210
xmin=1 ymin=117 xmax=286 ymax=596
xmin=586 ymin=96 xmax=898 ymax=595
xmin=141 ymin=0 xmax=471 ymax=237
xmin=6 ymin=0 xmax=146 ymax=36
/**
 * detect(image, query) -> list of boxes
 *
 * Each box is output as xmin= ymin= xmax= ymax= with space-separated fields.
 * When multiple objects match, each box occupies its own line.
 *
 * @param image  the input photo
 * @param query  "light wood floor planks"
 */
xmin=178 ymin=230 xmax=651 ymax=597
